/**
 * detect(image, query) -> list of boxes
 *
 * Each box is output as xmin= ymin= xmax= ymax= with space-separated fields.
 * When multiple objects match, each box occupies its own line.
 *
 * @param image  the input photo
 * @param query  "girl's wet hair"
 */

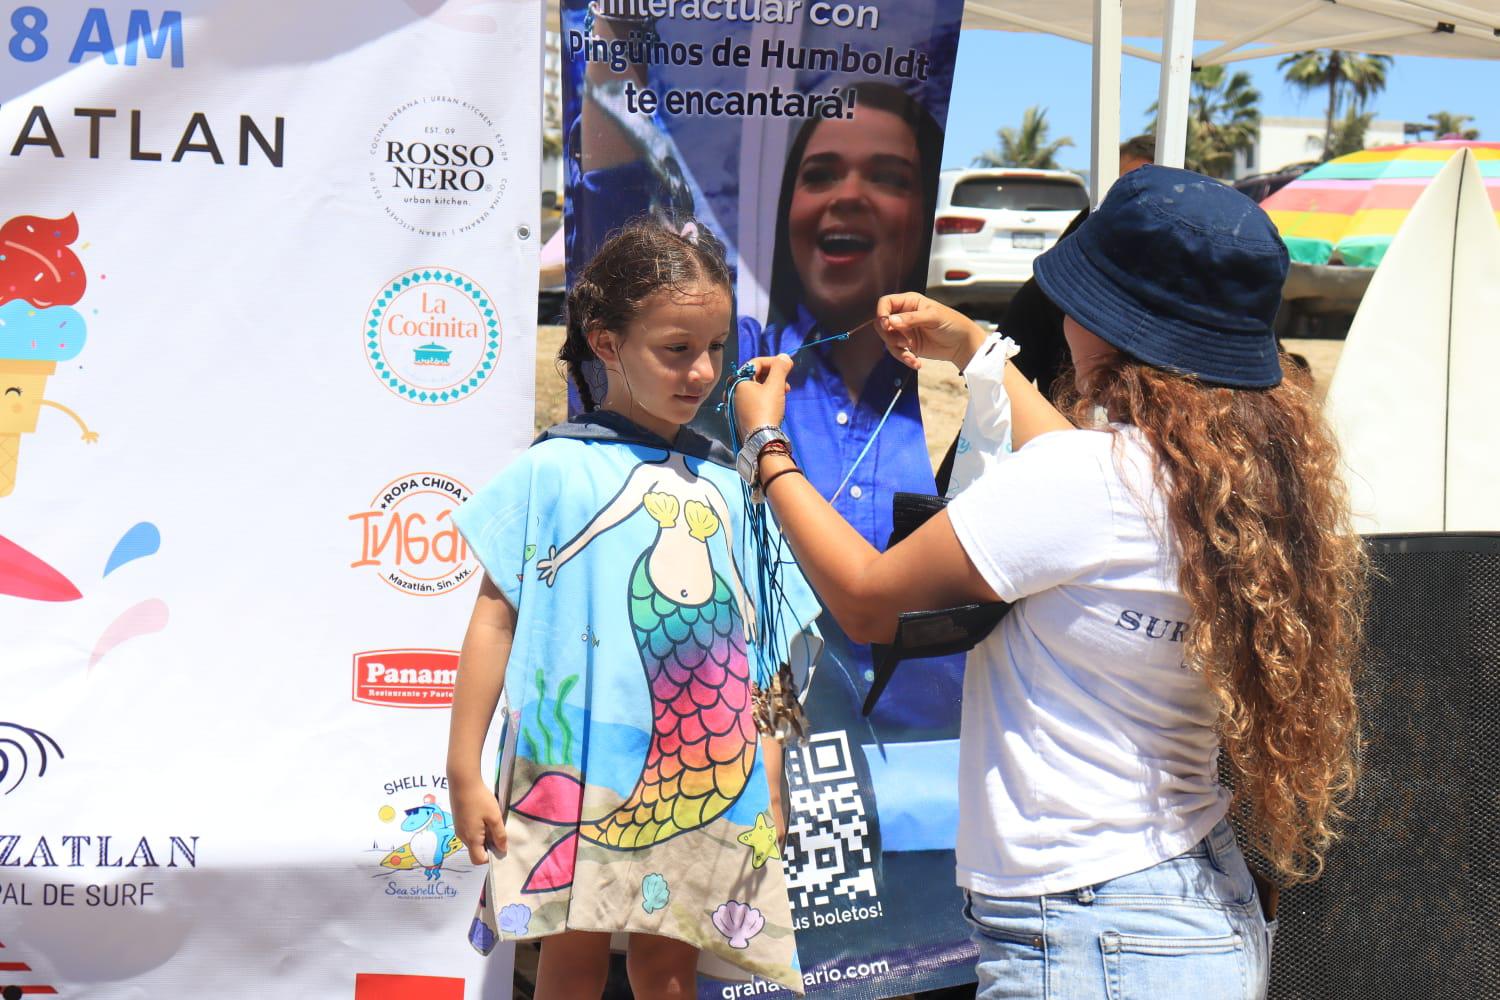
xmin=559 ymin=217 xmax=732 ymax=411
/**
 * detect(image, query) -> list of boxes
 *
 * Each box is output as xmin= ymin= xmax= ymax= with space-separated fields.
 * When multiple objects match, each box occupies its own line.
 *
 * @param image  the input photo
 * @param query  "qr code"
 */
xmin=783 ymin=730 xmax=878 ymax=909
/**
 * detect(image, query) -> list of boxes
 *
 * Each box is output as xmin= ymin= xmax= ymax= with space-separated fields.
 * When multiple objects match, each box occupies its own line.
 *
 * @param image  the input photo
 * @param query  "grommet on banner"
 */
xmin=516 ymin=224 xmax=531 ymax=240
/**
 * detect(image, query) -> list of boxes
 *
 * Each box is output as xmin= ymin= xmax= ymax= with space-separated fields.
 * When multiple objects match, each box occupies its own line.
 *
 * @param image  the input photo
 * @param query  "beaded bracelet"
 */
xmin=757 ymin=439 xmax=792 ymax=463
xmin=759 ymin=466 xmax=804 ymax=495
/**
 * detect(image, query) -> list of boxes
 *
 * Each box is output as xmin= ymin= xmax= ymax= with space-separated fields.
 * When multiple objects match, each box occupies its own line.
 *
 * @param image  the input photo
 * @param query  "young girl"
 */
xmin=447 ymin=219 xmax=820 ymax=998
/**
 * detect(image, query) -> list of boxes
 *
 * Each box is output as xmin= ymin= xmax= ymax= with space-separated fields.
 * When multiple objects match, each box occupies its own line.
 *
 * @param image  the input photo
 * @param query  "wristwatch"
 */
xmin=737 ymin=425 xmax=791 ymax=501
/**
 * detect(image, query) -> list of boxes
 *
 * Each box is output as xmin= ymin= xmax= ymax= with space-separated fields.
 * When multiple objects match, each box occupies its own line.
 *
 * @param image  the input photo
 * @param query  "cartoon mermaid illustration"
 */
xmin=514 ymin=454 xmax=762 ymax=882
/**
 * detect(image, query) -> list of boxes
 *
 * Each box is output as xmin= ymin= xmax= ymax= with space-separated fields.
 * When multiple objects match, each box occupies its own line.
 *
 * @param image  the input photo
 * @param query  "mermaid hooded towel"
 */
xmin=453 ymin=414 xmax=822 ymax=991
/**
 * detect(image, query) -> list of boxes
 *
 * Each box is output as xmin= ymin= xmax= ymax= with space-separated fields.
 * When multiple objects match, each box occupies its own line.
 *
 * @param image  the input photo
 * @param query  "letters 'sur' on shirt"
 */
xmin=946 ymin=426 xmax=1228 ymax=897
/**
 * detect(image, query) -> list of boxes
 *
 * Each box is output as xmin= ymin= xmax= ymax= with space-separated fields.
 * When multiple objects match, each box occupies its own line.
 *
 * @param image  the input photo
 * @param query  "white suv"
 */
xmin=926 ymin=168 xmax=1090 ymax=315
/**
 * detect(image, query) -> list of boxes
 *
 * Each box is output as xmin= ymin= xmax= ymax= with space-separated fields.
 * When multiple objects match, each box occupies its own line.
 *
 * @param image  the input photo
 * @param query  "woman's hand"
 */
xmin=876 ymin=292 xmax=990 ymax=372
xmin=451 ymin=775 xmax=506 ymax=865
xmin=731 ymin=354 xmax=793 ymax=437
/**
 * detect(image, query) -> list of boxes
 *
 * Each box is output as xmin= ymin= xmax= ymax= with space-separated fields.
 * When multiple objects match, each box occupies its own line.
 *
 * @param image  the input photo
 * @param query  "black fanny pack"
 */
xmin=862 ymin=492 xmax=1013 ymax=716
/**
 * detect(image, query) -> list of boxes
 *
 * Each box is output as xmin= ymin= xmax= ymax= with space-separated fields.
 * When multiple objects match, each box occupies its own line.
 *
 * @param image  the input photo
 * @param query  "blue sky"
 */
xmin=944 ymin=30 xmax=1500 ymax=170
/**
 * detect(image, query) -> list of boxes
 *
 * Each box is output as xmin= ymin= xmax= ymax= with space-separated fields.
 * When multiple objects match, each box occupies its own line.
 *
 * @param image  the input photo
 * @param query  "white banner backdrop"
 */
xmin=0 ymin=3 xmax=537 ymax=997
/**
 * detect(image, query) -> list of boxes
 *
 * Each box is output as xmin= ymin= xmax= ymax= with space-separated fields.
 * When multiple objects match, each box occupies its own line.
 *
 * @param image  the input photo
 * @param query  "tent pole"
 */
xmin=1155 ymin=0 xmax=1197 ymax=169
xmin=1091 ymin=0 xmax=1123 ymax=204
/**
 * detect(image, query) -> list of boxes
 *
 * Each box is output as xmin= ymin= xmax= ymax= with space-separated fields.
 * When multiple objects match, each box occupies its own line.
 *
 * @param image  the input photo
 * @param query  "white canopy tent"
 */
xmin=545 ymin=0 xmax=1500 ymax=200
xmin=959 ymin=0 xmax=1500 ymax=198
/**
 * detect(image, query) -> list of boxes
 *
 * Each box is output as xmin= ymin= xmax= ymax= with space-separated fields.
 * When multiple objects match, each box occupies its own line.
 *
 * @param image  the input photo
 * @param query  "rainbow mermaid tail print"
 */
xmin=514 ymin=454 xmax=760 ymax=892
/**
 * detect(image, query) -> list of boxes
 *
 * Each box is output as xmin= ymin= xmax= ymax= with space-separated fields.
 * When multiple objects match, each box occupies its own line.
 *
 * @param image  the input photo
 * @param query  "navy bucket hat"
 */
xmin=1032 ymin=164 xmax=1289 ymax=388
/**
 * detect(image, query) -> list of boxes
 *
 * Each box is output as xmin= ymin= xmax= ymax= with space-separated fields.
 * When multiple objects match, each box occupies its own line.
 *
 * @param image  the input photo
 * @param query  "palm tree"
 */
xmin=1279 ymin=50 xmax=1394 ymax=159
xmin=1422 ymin=110 xmax=1479 ymax=140
xmin=973 ymin=106 xmax=1074 ymax=170
xmin=1330 ymin=108 xmax=1376 ymax=158
xmin=1145 ymin=66 xmax=1261 ymax=178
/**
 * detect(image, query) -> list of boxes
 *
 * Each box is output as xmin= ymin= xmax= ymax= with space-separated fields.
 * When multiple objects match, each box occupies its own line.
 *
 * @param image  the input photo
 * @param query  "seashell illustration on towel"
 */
xmin=642 ymin=872 xmax=671 ymax=914
xmin=498 ymin=902 xmax=532 ymax=936
xmin=711 ymin=900 xmax=765 ymax=949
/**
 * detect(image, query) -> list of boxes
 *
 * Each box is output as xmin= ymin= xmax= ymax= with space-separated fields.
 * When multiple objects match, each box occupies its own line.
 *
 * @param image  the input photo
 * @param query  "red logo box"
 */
xmin=354 ymin=973 xmax=463 ymax=1000
xmin=352 ymin=649 xmax=459 ymax=708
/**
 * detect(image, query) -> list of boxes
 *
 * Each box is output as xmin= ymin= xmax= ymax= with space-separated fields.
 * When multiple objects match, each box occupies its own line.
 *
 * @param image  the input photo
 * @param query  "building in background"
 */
xmin=1233 ymin=116 xmax=1411 ymax=179
xmin=543 ymin=29 xmax=563 ymax=211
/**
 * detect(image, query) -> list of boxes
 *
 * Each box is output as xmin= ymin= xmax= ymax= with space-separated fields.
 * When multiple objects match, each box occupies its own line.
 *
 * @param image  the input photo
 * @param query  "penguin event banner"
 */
xmin=562 ymin=1 xmax=973 ymax=996
xmin=0 ymin=2 xmax=537 ymax=997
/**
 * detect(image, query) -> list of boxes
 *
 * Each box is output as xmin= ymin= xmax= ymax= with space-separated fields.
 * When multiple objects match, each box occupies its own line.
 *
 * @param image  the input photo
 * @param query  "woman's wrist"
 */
xmin=951 ymin=319 xmax=992 ymax=372
xmin=446 ymin=757 xmax=485 ymax=786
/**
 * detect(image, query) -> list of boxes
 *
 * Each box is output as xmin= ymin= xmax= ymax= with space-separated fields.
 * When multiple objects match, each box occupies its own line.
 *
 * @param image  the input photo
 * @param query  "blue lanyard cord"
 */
xmin=830 ymin=375 xmax=907 ymax=504
xmin=724 ymin=366 xmax=797 ymax=685
xmin=785 ymin=327 xmax=856 ymax=356
xmin=738 ymin=481 xmax=800 ymax=687
xmin=717 ymin=328 xmax=852 ymax=411
xmin=720 ymin=315 xmax=887 ymax=684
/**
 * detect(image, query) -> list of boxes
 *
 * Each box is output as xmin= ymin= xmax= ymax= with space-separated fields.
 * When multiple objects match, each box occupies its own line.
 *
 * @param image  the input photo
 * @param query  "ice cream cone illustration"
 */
xmin=0 ymin=213 xmax=96 ymax=499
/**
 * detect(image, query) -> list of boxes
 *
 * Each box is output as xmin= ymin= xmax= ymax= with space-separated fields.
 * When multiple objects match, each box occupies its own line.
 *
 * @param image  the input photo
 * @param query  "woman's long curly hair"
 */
xmin=1062 ymin=357 xmax=1367 ymax=884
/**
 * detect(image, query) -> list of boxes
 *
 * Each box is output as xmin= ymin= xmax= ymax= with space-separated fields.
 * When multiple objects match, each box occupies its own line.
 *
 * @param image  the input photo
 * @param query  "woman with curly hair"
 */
xmin=729 ymin=165 xmax=1365 ymax=998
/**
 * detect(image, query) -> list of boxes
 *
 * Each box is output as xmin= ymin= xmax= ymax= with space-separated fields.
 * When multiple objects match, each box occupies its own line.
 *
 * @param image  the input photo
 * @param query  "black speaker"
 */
xmin=1244 ymin=533 xmax=1500 ymax=999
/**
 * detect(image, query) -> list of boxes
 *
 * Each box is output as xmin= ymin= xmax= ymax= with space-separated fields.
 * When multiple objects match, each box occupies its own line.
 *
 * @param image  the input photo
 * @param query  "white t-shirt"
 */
xmin=946 ymin=426 xmax=1228 ymax=897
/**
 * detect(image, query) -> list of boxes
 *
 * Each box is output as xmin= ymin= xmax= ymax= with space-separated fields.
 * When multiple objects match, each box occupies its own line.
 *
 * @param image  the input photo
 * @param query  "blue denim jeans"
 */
xmin=963 ymin=819 xmax=1276 ymax=999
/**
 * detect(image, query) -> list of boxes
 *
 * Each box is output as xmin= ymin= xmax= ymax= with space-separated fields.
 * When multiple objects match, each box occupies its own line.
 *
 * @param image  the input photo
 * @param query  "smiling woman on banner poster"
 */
xmin=560 ymin=0 xmax=974 ymax=993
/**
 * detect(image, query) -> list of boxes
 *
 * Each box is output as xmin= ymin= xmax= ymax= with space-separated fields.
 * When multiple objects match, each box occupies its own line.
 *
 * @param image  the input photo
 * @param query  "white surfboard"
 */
xmin=1324 ymin=148 xmax=1500 ymax=534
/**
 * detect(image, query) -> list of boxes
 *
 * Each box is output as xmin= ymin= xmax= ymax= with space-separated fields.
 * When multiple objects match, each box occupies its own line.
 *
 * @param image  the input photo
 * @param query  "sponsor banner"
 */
xmin=349 ymin=473 xmax=478 ymax=597
xmin=364 ymin=268 xmax=503 ymax=405
xmin=355 ymin=973 xmax=467 ymax=1000
xmin=368 ymin=774 xmax=473 ymax=901
xmin=562 ymin=0 xmax=972 ymax=994
xmin=1 ymin=2 xmax=536 ymax=997
xmin=367 ymin=96 xmax=512 ymax=238
xmin=353 ymin=649 xmax=461 ymax=708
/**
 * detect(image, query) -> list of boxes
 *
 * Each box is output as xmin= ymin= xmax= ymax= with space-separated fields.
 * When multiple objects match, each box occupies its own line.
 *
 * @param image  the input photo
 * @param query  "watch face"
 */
xmin=739 ymin=427 xmax=788 ymax=486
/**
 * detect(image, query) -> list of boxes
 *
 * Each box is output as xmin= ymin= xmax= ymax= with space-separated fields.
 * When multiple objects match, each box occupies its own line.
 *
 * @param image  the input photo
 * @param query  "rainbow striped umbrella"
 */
xmin=1263 ymin=140 xmax=1500 ymax=267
